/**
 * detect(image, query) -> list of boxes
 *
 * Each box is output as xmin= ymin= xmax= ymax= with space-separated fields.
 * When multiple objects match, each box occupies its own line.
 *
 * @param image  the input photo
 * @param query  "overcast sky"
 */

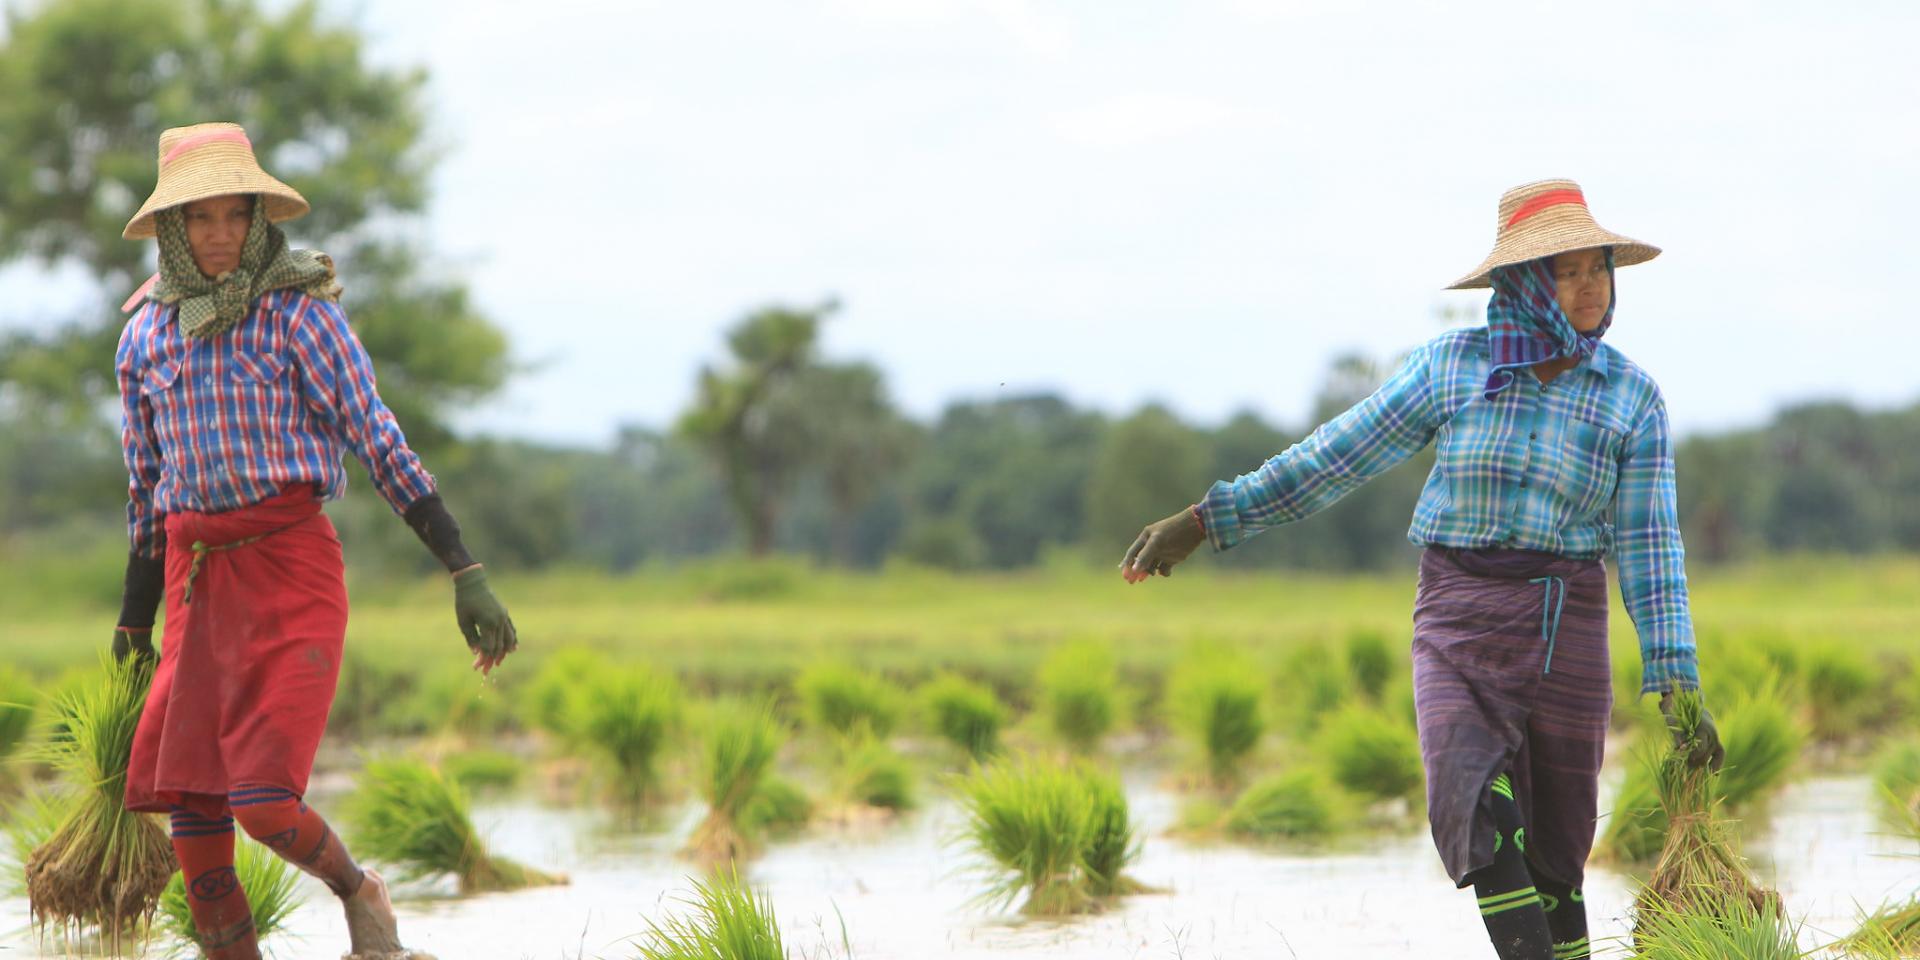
xmin=10 ymin=1 xmax=1917 ymax=447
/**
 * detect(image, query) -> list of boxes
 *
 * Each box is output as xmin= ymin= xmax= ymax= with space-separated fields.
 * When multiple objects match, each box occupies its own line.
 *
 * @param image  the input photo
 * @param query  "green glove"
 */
xmin=453 ymin=565 xmax=518 ymax=672
xmin=111 ymin=627 xmax=157 ymax=664
xmin=1120 ymin=505 xmax=1208 ymax=580
xmin=1658 ymin=689 xmax=1726 ymax=771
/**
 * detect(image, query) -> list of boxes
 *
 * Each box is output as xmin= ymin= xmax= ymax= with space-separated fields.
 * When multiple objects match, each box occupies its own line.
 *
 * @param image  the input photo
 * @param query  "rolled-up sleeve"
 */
xmin=1612 ymin=390 xmax=1700 ymax=695
xmin=116 ymin=315 xmax=166 ymax=560
xmin=1199 ymin=344 xmax=1440 ymax=550
xmin=288 ymin=297 xmax=437 ymax=514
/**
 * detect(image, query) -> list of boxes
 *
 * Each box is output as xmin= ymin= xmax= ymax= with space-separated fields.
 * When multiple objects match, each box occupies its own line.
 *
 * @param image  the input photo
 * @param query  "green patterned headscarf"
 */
xmin=151 ymin=195 xmax=341 ymax=339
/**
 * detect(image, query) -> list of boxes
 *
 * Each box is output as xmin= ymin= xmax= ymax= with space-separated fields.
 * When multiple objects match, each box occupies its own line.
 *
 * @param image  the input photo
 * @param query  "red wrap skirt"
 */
xmin=125 ymin=486 xmax=346 ymax=818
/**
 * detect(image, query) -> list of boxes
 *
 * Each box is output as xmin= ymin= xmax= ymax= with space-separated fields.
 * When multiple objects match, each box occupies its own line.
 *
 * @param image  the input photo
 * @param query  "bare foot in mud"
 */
xmin=341 ymin=869 xmax=434 ymax=959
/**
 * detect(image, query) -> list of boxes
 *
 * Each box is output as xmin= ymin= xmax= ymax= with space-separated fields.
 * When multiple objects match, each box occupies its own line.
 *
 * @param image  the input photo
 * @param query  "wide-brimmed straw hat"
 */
xmin=1446 ymin=178 xmax=1659 ymax=290
xmin=121 ymin=122 xmax=309 ymax=240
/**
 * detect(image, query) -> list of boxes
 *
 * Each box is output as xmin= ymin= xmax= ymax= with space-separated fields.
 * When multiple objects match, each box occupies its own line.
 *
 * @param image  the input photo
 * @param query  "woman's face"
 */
xmin=181 ymin=194 xmax=252 ymax=277
xmin=1550 ymin=247 xmax=1611 ymax=333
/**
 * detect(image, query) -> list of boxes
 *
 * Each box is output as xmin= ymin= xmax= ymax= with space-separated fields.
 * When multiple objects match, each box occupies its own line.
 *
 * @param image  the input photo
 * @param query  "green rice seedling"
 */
xmin=686 ymin=699 xmax=784 ymax=866
xmin=834 ymin=731 xmax=914 ymax=811
xmin=25 ymin=655 xmax=175 ymax=942
xmin=376 ymin=663 xmax=518 ymax=738
xmin=630 ymin=867 xmax=787 ymax=960
xmin=522 ymin=645 xmax=613 ymax=739
xmin=3 ymin=789 xmax=66 ymax=897
xmin=1166 ymin=648 xmax=1265 ymax=788
xmin=795 ymin=662 xmax=903 ymax=739
xmin=1633 ymin=692 xmax=1780 ymax=937
xmin=1313 ymin=703 xmax=1422 ymax=801
xmin=955 ymin=755 xmax=1092 ymax=915
xmin=0 ymin=665 xmax=38 ymax=766
xmin=569 ymin=663 xmax=683 ymax=806
xmin=1077 ymin=765 xmax=1143 ymax=897
xmin=441 ymin=748 xmax=525 ymax=794
xmin=1597 ymin=735 xmax=1666 ymax=864
xmin=919 ymin=673 xmax=1007 ymax=761
xmin=1630 ymin=893 xmax=1803 ymax=960
xmin=1847 ymin=901 xmax=1920 ymax=958
xmin=1038 ymin=641 xmax=1120 ymax=754
xmin=739 ymin=776 xmax=812 ymax=838
xmin=1343 ymin=630 xmax=1397 ymax=702
xmin=1225 ymin=767 xmax=1342 ymax=842
xmin=1275 ymin=640 xmax=1351 ymax=736
xmin=157 ymin=835 xmax=303 ymax=957
xmin=1871 ymin=739 xmax=1920 ymax=832
xmin=1713 ymin=684 xmax=1805 ymax=810
xmin=1801 ymin=639 xmax=1877 ymax=740
xmin=1385 ymin=674 xmax=1418 ymax=730
xmin=344 ymin=755 xmax=563 ymax=894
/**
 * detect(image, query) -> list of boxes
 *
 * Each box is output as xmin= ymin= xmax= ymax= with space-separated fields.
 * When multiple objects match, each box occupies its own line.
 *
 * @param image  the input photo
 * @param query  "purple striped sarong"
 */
xmin=1412 ymin=546 xmax=1611 ymax=889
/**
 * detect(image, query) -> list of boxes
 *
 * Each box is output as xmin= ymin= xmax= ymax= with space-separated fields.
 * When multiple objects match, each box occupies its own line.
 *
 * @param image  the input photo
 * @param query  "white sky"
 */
xmin=9 ymin=1 xmax=1918 ymax=446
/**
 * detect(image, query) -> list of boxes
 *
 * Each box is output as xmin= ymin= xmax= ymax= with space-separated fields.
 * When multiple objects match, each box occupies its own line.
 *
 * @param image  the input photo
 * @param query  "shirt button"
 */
xmin=202 ymin=375 xmax=213 ymax=386
xmin=1529 ymin=432 xmax=1538 ymax=441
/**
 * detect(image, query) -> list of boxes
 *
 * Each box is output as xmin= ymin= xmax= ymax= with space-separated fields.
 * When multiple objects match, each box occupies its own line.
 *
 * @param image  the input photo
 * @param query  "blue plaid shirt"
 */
xmin=1199 ymin=327 xmax=1699 ymax=695
xmin=116 ymin=290 xmax=437 ymax=561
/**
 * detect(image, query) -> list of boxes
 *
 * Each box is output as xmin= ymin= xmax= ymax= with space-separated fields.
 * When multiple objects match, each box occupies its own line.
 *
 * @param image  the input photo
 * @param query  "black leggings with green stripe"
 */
xmin=1467 ymin=773 xmax=1589 ymax=960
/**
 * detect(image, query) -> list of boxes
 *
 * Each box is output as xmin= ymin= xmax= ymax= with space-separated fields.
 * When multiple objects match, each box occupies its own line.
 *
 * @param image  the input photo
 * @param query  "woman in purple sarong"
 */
xmin=1119 ymin=179 xmax=1723 ymax=960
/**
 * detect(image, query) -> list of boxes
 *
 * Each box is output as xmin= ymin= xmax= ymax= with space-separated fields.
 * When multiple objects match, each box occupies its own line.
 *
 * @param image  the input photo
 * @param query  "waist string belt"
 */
xmin=181 ymin=516 xmax=311 ymax=605
xmin=1528 ymin=575 xmax=1568 ymax=674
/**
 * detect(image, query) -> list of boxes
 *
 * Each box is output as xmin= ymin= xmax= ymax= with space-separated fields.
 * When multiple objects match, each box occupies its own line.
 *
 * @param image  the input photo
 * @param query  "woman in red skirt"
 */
xmin=112 ymin=122 xmax=517 ymax=960
xmin=1121 ymin=180 xmax=1724 ymax=959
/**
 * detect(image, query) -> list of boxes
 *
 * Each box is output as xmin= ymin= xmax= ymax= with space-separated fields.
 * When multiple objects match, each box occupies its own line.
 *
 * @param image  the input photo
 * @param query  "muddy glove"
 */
xmin=453 ymin=564 xmax=518 ymax=673
xmin=1658 ymin=690 xmax=1726 ymax=772
xmin=113 ymin=552 xmax=165 ymax=663
xmin=111 ymin=627 xmax=157 ymax=663
xmin=1120 ymin=505 xmax=1208 ymax=581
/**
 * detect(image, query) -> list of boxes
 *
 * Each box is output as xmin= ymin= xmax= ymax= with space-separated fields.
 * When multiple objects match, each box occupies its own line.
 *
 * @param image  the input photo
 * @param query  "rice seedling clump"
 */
xmin=1225 ymin=768 xmax=1342 ymax=841
xmin=1275 ymin=641 xmax=1352 ymax=736
xmin=795 ymin=662 xmax=902 ymax=739
xmin=631 ymin=868 xmax=787 ymax=960
xmin=1632 ymin=693 xmax=1780 ymax=940
xmin=1313 ymin=703 xmax=1422 ymax=801
xmin=739 ymin=776 xmax=812 ymax=838
xmin=955 ymin=754 xmax=1143 ymax=915
xmin=687 ymin=699 xmax=785 ymax=867
xmin=1872 ymin=738 xmax=1920 ymax=831
xmin=834 ymin=732 xmax=915 ymax=811
xmin=157 ymin=835 xmax=303 ymax=957
xmin=920 ymin=673 xmax=1007 ymax=761
xmin=1166 ymin=647 xmax=1265 ymax=787
xmin=569 ymin=663 xmax=684 ymax=805
xmin=25 ymin=655 xmax=175 ymax=940
xmin=1038 ymin=642 xmax=1120 ymax=754
xmin=522 ymin=645 xmax=614 ymax=738
xmin=1847 ymin=900 xmax=1920 ymax=958
xmin=1343 ymin=630 xmax=1397 ymax=702
xmin=1631 ymin=894 xmax=1802 ymax=960
xmin=344 ymin=756 xmax=563 ymax=893
xmin=0 ymin=665 xmax=37 ymax=765
xmin=441 ymin=748 xmax=525 ymax=794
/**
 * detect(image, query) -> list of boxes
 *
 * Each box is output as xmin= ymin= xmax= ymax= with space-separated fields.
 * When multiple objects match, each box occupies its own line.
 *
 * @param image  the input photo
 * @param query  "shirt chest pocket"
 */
xmin=223 ymin=349 xmax=296 ymax=420
xmin=1550 ymin=414 xmax=1627 ymax=519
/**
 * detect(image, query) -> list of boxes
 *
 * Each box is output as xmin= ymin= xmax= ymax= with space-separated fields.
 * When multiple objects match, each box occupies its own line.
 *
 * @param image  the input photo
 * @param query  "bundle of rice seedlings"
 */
xmin=1225 ymin=767 xmax=1342 ymax=841
xmin=1077 ymin=765 xmax=1144 ymax=897
xmin=630 ymin=867 xmax=787 ymax=960
xmin=1313 ymin=703 xmax=1422 ymax=801
xmin=522 ymin=646 xmax=613 ymax=739
xmin=1038 ymin=642 xmax=1120 ymax=754
xmin=344 ymin=755 xmax=563 ymax=894
xmin=686 ymin=699 xmax=784 ymax=867
xmin=4 ymin=789 xmax=66 ymax=897
xmin=1871 ymin=739 xmax=1920 ymax=831
xmin=0 ymin=665 xmax=38 ymax=766
xmin=739 ymin=776 xmax=811 ymax=838
xmin=1632 ymin=693 xmax=1779 ymax=939
xmin=833 ymin=731 xmax=914 ymax=812
xmin=441 ymin=748 xmax=525 ymax=794
xmin=570 ymin=663 xmax=683 ymax=806
xmin=919 ymin=673 xmax=1007 ymax=761
xmin=1275 ymin=640 xmax=1351 ymax=736
xmin=1343 ymin=630 xmax=1397 ymax=702
xmin=1166 ymin=648 xmax=1264 ymax=788
xmin=157 ymin=835 xmax=303 ymax=957
xmin=1846 ymin=901 xmax=1920 ymax=958
xmin=795 ymin=662 xmax=902 ymax=739
xmin=955 ymin=755 xmax=1093 ymax=916
xmin=25 ymin=655 xmax=175 ymax=941
xmin=1631 ymin=892 xmax=1804 ymax=960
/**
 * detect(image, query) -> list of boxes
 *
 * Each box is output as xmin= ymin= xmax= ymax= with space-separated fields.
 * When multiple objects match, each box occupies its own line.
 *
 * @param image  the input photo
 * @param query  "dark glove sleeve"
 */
xmin=117 ymin=552 xmax=167 ymax=629
xmin=403 ymin=493 xmax=478 ymax=573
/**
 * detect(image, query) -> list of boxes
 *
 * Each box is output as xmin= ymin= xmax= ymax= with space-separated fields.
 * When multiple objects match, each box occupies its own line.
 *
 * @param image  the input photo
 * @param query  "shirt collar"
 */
xmin=1585 ymin=344 xmax=1611 ymax=380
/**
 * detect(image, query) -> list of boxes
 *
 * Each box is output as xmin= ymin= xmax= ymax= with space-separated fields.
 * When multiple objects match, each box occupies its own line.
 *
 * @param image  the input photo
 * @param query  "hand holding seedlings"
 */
xmin=1659 ymin=690 xmax=1726 ymax=772
xmin=1120 ymin=505 xmax=1207 ymax=583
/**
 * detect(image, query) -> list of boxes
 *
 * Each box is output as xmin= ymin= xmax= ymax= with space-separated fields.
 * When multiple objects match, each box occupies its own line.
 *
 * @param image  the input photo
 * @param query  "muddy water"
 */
xmin=2 ymin=774 xmax=1911 ymax=959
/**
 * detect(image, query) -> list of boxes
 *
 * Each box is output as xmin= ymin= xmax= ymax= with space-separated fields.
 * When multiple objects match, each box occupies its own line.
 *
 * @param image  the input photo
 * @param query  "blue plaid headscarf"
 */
xmin=1482 ymin=247 xmax=1615 ymax=399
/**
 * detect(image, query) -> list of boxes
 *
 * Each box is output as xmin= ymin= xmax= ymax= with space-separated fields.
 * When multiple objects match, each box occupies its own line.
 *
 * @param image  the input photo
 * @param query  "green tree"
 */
xmin=777 ymin=362 xmax=917 ymax=565
xmin=1084 ymin=403 xmax=1211 ymax=560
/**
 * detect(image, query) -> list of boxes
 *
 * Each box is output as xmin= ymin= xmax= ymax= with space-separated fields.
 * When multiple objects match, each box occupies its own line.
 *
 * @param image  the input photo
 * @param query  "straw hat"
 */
xmin=1446 ymin=178 xmax=1659 ymax=290
xmin=121 ymin=122 xmax=309 ymax=240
